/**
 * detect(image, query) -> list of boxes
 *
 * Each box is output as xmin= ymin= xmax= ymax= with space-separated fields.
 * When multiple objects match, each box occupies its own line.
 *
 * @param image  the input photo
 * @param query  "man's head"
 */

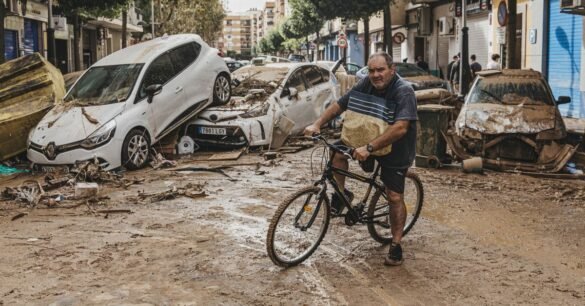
xmin=416 ymin=55 xmax=423 ymax=62
xmin=367 ymin=52 xmax=396 ymax=90
xmin=452 ymin=55 xmax=458 ymax=61
xmin=492 ymin=53 xmax=501 ymax=61
xmin=470 ymin=54 xmax=476 ymax=61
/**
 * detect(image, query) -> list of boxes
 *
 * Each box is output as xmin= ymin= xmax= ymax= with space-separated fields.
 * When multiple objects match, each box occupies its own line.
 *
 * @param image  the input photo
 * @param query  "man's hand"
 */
xmin=353 ymin=146 xmax=370 ymax=161
xmin=304 ymin=124 xmax=320 ymax=137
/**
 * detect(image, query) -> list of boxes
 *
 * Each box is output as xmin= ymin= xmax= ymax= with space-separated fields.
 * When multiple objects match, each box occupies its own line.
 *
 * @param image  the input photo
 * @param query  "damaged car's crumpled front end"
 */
xmin=445 ymin=70 xmax=578 ymax=172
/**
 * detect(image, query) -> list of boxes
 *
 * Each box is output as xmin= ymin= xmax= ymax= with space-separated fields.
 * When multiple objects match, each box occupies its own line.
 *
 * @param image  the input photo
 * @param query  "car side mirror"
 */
xmin=145 ymin=84 xmax=163 ymax=103
xmin=289 ymin=87 xmax=298 ymax=98
xmin=557 ymin=96 xmax=571 ymax=105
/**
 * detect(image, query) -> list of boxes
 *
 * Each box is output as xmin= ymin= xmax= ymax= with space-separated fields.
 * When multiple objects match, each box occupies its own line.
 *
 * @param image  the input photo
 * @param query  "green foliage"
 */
xmin=258 ymin=37 xmax=271 ymax=54
xmin=307 ymin=0 xmax=391 ymax=20
xmin=155 ymin=0 xmax=225 ymax=42
xmin=287 ymin=0 xmax=323 ymax=38
xmin=279 ymin=19 xmax=299 ymax=40
xmin=282 ymin=38 xmax=302 ymax=52
xmin=58 ymin=0 xmax=131 ymax=18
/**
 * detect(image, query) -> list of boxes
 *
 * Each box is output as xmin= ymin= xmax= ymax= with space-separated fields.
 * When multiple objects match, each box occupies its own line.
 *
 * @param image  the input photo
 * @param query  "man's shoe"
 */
xmin=384 ymin=243 xmax=404 ymax=266
xmin=330 ymin=189 xmax=354 ymax=215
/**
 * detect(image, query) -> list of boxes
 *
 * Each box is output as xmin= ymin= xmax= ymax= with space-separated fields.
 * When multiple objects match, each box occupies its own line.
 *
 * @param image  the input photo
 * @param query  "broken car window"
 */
xmin=395 ymin=63 xmax=428 ymax=77
xmin=467 ymin=78 xmax=554 ymax=106
xmin=285 ymin=70 xmax=307 ymax=93
xmin=303 ymin=66 xmax=324 ymax=87
xmin=139 ymin=53 xmax=176 ymax=100
xmin=231 ymin=66 xmax=288 ymax=97
xmin=64 ymin=64 xmax=143 ymax=106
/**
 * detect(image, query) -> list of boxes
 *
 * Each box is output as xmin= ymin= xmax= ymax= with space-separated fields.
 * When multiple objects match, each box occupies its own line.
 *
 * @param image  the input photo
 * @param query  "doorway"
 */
xmin=515 ymin=13 xmax=523 ymax=68
xmin=55 ymin=39 xmax=68 ymax=74
xmin=415 ymin=37 xmax=425 ymax=62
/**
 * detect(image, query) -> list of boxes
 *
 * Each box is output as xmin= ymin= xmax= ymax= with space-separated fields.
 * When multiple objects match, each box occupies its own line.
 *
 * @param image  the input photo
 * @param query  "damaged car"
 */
xmin=186 ymin=63 xmax=339 ymax=148
xmin=28 ymin=34 xmax=231 ymax=170
xmin=357 ymin=62 xmax=450 ymax=91
xmin=444 ymin=69 xmax=577 ymax=172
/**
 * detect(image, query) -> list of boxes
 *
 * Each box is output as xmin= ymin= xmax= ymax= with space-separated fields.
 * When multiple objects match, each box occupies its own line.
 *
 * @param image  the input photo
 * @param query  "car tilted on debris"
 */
xmin=444 ymin=69 xmax=577 ymax=172
xmin=357 ymin=62 xmax=450 ymax=91
xmin=186 ymin=63 xmax=339 ymax=148
xmin=27 ymin=34 xmax=231 ymax=171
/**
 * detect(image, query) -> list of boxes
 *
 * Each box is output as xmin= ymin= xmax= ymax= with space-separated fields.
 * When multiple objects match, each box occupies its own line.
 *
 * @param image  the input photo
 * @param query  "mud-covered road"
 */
xmin=1 ymin=147 xmax=584 ymax=305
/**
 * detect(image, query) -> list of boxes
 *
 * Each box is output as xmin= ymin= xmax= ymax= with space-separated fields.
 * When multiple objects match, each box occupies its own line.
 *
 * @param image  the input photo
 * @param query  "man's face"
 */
xmin=367 ymin=56 xmax=395 ymax=90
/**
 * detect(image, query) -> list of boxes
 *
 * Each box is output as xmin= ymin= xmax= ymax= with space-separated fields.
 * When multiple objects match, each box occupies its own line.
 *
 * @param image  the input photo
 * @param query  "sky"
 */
xmin=226 ymin=0 xmax=268 ymax=13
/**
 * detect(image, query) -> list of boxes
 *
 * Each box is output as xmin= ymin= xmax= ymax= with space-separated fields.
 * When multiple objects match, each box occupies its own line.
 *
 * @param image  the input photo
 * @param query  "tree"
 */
xmin=58 ymin=0 xmax=131 ymax=71
xmin=154 ymin=0 xmax=224 ymax=42
xmin=287 ymin=0 xmax=324 ymax=60
xmin=308 ymin=0 xmax=394 ymax=63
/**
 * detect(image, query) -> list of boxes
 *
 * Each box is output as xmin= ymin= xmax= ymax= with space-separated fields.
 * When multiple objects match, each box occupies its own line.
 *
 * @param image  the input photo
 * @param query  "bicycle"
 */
xmin=266 ymin=135 xmax=424 ymax=268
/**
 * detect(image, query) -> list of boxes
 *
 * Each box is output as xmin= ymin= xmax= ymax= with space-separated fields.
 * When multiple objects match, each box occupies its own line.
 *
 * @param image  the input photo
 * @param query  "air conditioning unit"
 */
xmin=438 ymin=17 xmax=453 ymax=36
xmin=53 ymin=17 xmax=67 ymax=31
xmin=561 ymin=0 xmax=585 ymax=8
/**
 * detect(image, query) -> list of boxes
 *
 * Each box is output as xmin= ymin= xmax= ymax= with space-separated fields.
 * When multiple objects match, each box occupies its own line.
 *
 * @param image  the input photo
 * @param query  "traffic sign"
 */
xmin=337 ymin=37 xmax=348 ymax=49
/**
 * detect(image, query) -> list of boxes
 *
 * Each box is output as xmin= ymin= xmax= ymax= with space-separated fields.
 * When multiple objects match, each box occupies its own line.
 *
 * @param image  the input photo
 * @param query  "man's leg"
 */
xmin=386 ymin=188 xmax=406 ymax=244
xmin=331 ymin=151 xmax=348 ymax=189
xmin=380 ymin=168 xmax=408 ymax=266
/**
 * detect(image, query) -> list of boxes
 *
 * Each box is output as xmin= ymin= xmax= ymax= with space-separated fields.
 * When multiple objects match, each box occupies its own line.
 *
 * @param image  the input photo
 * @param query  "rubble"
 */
xmin=131 ymin=183 xmax=207 ymax=203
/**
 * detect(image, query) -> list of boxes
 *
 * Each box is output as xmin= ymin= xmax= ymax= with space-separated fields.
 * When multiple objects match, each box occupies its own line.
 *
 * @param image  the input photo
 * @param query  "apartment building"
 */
xmin=221 ymin=13 xmax=256 ymax=57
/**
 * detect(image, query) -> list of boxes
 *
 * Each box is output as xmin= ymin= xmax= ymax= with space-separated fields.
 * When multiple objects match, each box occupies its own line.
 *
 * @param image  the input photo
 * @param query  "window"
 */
xmin=318 ymin=67 xmax=330 ymax=82
xmin=303 ymin=66 xmax=324 ymax=86
xmin=283 ymin=70 xmax=306 ymax=96
xmin=169 ymin=42 xmax=201 ymax=74
xmin=138 ymin=53 xmax=175 ymax=100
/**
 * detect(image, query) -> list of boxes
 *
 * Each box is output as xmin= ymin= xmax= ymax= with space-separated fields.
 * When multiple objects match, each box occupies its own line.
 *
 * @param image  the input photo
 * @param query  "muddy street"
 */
xmin=1 ymin=148 xmax=584 ymax=305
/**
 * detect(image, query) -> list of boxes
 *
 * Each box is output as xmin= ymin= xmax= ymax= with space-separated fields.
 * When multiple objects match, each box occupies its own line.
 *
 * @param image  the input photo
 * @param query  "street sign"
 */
xmin=337 ymin=37 xmax=348 ymax=48
xmin=310 ymin=43 xmax=316 ymax=50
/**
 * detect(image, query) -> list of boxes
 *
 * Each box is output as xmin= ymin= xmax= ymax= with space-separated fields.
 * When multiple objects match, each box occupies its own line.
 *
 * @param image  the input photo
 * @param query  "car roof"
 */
xmin=477 ymin=69 xmax=543 ymax=79
xmin=94 ymin=34 xmax=204 ymax=66
xmin=264 ymin=62 xmax=314 ymax=69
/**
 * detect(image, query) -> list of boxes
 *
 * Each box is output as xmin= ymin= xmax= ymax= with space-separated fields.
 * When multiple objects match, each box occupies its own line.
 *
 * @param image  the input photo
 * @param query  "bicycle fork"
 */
xmin=294 ymin=187 xmax=327 ymax=231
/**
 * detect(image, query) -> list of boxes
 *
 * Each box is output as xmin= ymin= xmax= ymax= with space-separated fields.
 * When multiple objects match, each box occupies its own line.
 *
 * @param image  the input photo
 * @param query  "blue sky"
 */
xmin=226 ymin=0 xmax=267 ymax=13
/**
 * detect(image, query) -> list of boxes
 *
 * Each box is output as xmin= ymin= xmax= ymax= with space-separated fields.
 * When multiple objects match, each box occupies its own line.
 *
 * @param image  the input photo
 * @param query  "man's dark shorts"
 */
xmin=333 ymin=140 xmax=408 ymax=194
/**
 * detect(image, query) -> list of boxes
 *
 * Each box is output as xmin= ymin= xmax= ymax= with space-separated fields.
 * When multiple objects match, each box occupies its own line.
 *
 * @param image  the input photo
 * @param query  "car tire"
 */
xmin=212 ymin=73 xmax=231 ymax=106
xmin=121 ymin=129 xmax=151 ymax=170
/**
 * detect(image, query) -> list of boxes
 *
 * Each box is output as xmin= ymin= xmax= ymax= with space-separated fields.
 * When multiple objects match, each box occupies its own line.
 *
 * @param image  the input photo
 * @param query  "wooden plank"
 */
xmin=207 ymin=150 xmax=243 ymax=161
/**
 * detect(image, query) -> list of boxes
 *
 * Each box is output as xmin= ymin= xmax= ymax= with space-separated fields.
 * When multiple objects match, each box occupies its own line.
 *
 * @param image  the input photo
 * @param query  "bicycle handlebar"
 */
xmin=307 ymin=134 xmax=354 ymax=160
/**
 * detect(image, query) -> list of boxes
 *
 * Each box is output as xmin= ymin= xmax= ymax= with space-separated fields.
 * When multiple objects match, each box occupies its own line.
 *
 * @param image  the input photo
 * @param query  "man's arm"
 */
xmin=304 ymin=102 xmax=344 ymax=135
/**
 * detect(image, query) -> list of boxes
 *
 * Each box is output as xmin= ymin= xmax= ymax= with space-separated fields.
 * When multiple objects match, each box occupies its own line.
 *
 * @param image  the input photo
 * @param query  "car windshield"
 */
xmin=395 ymin=63 xmax=429 ymax=77
xmin=232 ymin=66 xmax=288 ymax=96
xmin=467 ymin=78 xmax=554 ymax=106
xmin=64 ymin=64 xmax=143 ymax=106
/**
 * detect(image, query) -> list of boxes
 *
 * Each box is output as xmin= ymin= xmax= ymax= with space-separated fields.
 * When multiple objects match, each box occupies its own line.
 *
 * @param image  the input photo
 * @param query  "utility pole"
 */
xmin=47 ymin=0 xmax=56 ymax=65
xmin=506 ymin=0 xmax=517 ymax=68
xmin=151 ymin=0 xmax=155 ymax=38
xmin=383 ymin=4 xmax=392 ymax=54
xmin=459 ymin=0 xmax=471 ymax=96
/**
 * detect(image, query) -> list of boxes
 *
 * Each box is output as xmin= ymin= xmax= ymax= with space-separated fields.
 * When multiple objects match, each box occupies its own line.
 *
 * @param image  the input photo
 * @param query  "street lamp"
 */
xmin=459 ymin=0 xmax=471 ymax=96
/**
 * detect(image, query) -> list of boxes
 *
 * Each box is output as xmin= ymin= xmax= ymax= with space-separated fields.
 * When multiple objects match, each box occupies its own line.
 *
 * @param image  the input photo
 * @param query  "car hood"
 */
xmin=456 ymin=103 xmax=557 ymax=135
xmin=404 ymin=75 xmax=447 ymax=89
xmin=198 ymin=95 xmax=271 ymax=122
xmin=30 ymin=103 xmax=125 ymax=145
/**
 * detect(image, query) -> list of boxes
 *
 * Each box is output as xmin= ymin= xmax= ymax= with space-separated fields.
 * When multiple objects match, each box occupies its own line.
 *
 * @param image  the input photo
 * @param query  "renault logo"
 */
xmin=44 ymin=142 xmax=57 ymax=160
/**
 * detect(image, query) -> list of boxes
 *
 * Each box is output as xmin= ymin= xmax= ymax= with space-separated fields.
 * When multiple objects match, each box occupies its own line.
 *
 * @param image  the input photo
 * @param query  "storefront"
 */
xmin=3 ymin=30 xmax=18 ymax=60
xmin=547 ymin=0 xmax=585 ymax=118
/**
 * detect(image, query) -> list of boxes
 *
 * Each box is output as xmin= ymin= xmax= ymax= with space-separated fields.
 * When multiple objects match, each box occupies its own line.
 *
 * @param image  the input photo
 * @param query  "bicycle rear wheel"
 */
xmin=266 ymin=186 xmax=331 ymax=267
xmin=367 ymin=171 xmax=424 ymax=244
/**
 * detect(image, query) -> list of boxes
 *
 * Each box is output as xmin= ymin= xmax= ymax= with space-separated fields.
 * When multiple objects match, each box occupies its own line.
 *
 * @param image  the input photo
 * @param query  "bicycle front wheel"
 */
xmin=266 ymin=186 xmax=330 ymax=268
xmin=367 ymin=171 xmax=424 ymax=244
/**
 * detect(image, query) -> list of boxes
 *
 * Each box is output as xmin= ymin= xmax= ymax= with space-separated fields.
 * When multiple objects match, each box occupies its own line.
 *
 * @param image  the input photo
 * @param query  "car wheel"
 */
xmin=212 ymin=73 xmax=231 ymax=106
xmin=121 ymin=129 xmax=151 ymax=170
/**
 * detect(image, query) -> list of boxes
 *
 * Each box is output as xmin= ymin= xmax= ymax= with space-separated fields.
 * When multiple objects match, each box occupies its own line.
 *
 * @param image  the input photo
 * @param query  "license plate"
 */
xmin=41 ymin=165 xmax=69 ymax=173
xmin=199 ymin=127 xmax=227 ymax=135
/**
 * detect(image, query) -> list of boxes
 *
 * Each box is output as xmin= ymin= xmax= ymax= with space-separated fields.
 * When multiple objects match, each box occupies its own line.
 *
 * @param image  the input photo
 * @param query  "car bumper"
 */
xmin=27 ymin=138 xmax=123 ymax=171
xmin=186 ymin=118 xmax=271 ymax=147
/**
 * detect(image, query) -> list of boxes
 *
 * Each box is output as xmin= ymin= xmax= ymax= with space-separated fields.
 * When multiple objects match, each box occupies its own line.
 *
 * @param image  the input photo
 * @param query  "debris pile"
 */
xmin=130 ymin=183 xmax=207 ymax=203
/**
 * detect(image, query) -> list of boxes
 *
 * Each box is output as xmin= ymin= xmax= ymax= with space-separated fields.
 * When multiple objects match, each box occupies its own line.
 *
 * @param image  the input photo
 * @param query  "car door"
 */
xmin=280 ymin=68 xmax=313 ymax=134
xmin=303 ymin=66 xmax=334 ymax=125
xmin=137 ymin=51 xmax=183 ymax=138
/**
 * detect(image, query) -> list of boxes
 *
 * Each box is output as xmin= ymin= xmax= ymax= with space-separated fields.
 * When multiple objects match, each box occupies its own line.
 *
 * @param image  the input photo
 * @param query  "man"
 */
xmin=470 ymin=54 xmax=482 ymax=79
xmin=416 ymin=55 xmax=429 ymax=72
xmin=304 ymin=52 xmax=418 ymax=266
xmin=486 ymin=53 xmax=502 ymax=70
xmin=449 ymin=54 xmax=460 ymax=94
xmin=446 ymin=55 xmax=458 ymax=81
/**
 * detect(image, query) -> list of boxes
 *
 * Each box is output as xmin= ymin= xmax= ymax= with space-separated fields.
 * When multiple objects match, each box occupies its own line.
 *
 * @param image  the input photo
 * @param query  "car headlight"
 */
xmin=239 ymin=103 xmax=270 ymax=118
xmin=81 ymin=120 xmax=117 ymax=149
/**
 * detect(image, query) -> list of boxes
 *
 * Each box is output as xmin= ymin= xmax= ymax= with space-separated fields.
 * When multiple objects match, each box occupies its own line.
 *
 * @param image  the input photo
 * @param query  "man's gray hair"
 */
xmin=368 ymin=52 xmax=394 ymax=68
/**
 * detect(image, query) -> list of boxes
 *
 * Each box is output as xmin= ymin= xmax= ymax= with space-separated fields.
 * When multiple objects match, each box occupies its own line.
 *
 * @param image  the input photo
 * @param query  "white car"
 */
xmin=28 ymin=34 xmax=231 ymax=170
xmin=186 ymin=63 xmax=339 ymax=148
